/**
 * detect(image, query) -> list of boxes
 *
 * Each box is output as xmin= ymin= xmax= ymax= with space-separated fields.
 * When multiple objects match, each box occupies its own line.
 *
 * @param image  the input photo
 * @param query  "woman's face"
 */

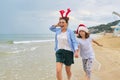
xmin=79 ymin=30 xmax=86 ymax=37
xmin=59 ymin=19 xmax=67 ymax=28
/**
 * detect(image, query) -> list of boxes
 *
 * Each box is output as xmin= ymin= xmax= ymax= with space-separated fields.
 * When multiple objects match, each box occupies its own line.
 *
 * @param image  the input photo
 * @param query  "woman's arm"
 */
xmin=49 ymin=24 xmax=60 ymax=32
xmin=69 ymin=30 xmax=79 ymax=58
xmin=92 ymin=39 xmax=103 ymax=47
xmin=70 ymin=30 xmax=78 ymax=51
xmin=74 ymin=45 xmax=80 ymax=58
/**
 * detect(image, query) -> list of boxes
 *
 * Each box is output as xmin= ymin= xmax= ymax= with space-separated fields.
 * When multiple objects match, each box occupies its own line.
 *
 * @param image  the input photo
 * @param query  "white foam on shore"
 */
xmin=13 ymin=39 xmax=54 ymax=44
xmin=30 ymin=47 xmax=39 ymax=51
xmin=7 ymin=49 xmax=26 ymax=54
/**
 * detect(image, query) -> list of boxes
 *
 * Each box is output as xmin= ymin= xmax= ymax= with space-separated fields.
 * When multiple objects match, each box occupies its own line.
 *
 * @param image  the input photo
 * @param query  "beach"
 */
xmin=0 ymin=34 xmax=120 ymax=80
xmin=92 ymin=33 xmax=120 ymax=80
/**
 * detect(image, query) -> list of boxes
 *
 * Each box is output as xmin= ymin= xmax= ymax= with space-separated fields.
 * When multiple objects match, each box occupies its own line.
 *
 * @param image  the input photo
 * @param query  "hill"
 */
xmin=88 ymin=20 xmax=120 ymax=33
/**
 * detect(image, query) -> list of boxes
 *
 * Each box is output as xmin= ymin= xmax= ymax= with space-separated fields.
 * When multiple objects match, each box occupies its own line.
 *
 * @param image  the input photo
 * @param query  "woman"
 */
xmin=49 ymin=8 xmax=78 ymax=80
xmin=76 ymin=24 xmax=103 ymax=80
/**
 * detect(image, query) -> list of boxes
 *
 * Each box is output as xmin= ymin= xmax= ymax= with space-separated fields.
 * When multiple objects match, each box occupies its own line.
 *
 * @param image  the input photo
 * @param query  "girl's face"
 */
xmin=59 ymin=19 xmax=67 ymax=28
xmin=79 ymin=30 xmax=86 ymax=38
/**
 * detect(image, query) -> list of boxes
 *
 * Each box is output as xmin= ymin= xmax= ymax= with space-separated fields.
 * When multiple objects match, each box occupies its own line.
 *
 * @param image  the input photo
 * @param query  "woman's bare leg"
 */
xmin=65 ymin=66 xmax=71 ymax=80
xmin=56 ymin=62 xmax=63 ymax=80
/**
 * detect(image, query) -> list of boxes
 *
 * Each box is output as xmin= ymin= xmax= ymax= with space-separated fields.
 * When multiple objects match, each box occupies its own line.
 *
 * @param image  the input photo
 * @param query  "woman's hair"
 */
xmin=59 ymin=17 xmax=69 ymax=24
xmin=77 ymin=32 xmax=90 ymax=39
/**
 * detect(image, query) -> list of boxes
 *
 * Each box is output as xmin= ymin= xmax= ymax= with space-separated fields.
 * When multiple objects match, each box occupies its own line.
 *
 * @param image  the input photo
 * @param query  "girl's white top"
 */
xmin=57 ymin=32 xmax=72 ymax=51
xmin=77 ymin=37 xmax=95 ymax=59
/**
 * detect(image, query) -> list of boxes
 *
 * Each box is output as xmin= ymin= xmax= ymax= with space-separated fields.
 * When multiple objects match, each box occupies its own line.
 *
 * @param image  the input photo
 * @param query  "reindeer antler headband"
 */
xmin=59 ymin=8 xmax=71 ymax=18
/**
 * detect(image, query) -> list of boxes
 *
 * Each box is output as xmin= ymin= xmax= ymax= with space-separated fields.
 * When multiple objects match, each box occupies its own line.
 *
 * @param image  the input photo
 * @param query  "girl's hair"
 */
xmin=77 ymin=31 xmax=90 ymax=39
xmin=59 ymin=17 xmax=69 ymax=24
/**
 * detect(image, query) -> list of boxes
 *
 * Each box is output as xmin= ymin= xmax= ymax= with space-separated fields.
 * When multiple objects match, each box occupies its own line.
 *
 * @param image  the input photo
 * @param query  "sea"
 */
xmin=0 ymin=34 xmax=55 ymax=44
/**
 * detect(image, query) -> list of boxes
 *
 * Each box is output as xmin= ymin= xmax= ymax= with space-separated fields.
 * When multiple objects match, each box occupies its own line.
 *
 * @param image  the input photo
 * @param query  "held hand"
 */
xmin=74 ymin=52 xmax=79 ymax=58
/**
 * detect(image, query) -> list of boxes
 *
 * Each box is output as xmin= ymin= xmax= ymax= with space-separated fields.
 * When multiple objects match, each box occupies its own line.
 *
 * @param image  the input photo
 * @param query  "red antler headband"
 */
xmin=59 ymin=10 xmax=65 ymax=18
xmin=59 ymin=8 xmax=71 ymax=18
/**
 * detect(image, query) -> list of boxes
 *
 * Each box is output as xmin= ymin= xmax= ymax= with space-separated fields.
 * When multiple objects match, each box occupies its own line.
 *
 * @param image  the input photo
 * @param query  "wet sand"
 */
xmin=0 ymin=42 xmax=56 ymax=80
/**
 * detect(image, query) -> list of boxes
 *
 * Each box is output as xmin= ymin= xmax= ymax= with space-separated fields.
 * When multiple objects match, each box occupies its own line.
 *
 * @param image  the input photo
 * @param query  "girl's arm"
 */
xmin=74 ymin=50 xmax=79 ymax=58
xmin=78 ymin=45 xmax=80 ymax=53
xmin=92 ymin=39 xmax=103 ymax=47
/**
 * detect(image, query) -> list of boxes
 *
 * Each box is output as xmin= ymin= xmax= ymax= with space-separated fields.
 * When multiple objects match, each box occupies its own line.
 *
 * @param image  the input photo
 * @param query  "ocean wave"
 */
xmin=0 ymin=47 xmax=39 ymax=54
xmin=7 ymin=49 xmax=26 ymax=54
xmin=13 ymin=39 xmax=54 ymax=44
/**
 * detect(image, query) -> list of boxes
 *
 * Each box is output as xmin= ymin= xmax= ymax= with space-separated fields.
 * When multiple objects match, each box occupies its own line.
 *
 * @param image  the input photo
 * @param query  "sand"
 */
xmin=71 ymin=33 xmax=120 ymax=80
xmin=93 ymin=33 xmax=120 ymax=80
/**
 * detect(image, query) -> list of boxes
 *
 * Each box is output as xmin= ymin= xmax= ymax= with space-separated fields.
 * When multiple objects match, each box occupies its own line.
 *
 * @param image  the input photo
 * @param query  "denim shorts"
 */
xmin=56 ymin=49 xmax=74 ymax=66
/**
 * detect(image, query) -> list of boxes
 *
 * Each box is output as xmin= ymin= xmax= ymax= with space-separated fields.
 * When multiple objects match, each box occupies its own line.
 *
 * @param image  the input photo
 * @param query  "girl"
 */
xmin=49 ymin=9 xmax=78 ymax=80
xmin=76 ymin=24 xmax=103 ymax=80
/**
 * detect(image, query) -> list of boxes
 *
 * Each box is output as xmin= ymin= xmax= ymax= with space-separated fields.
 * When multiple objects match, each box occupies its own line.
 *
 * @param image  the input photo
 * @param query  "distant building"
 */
xmin=111 ymin=22 xmax=120 ymax=37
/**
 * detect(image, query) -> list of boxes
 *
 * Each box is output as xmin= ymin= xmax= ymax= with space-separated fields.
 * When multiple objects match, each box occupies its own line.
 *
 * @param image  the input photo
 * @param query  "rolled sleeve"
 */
xmin=49 ymin=25 xmax=60 ymax=32
xmin=70 ymin=31 xmax=78 ymax=51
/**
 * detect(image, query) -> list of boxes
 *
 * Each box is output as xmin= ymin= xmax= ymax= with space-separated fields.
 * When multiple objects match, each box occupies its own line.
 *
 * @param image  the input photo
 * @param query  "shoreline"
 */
xmin=0 ymin=34 xmax=101 ymax=44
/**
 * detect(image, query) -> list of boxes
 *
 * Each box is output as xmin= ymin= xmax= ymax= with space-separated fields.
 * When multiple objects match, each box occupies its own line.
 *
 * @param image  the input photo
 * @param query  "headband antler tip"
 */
xmin=67 ymin=8 xmax=71 ymax=12
xmin=65 ymin=8 xmax=71 ymax=17
xmin=59 ymin=8 xmax=71 ymax=18
xmin=59 ymin=10 xmax=65 ymax=18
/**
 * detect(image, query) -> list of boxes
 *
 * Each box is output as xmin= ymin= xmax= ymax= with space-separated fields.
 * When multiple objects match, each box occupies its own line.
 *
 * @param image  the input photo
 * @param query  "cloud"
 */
xmin=0 ymin=0 xmax=120 ymax=34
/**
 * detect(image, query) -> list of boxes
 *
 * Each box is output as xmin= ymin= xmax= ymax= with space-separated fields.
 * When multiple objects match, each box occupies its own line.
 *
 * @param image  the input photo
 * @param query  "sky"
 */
xmin=0 ymin=0 xmax=120 ymax=34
